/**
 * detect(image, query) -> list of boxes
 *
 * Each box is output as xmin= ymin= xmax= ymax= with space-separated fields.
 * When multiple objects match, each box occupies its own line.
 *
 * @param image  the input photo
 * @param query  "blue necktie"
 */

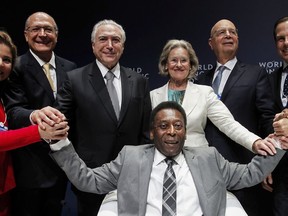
xmin=212 ymin=65 xmax=226 ymax=97
xmin=162 ymin=158 xmax=176 ymax=216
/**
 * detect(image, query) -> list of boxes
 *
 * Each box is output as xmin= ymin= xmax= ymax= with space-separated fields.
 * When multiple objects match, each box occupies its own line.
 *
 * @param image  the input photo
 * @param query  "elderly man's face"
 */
xmin=151 ymin=108 xmax=186 ymax=157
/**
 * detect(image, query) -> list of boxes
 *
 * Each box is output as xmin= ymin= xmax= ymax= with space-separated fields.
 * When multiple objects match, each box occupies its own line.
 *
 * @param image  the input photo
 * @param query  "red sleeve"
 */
xmin=0 ymin=125 xmax=41 ymax=151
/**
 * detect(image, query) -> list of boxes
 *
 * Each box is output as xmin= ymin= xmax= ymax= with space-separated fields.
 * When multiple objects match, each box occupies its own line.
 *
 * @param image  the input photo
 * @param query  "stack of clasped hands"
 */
xmin=271 ymin=108 xmax=288 ymax=148
xmin=31 ymin=106 xmax=69 ymax=142
xmin=261 ymin=109 xmax=288 ymax=192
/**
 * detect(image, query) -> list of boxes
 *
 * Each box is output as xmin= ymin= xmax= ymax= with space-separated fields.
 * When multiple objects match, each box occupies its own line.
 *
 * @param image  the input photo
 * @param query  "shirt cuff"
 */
xmin=29 ymin=111 xmax=36 ymax=125
xmin=50 ymin=138 xmax=70 ymax=151
xmin=273 ymin=138 xmax=282 ymax=149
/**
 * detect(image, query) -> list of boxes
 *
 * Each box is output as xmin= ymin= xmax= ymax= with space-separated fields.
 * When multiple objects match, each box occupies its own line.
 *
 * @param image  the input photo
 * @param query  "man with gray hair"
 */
xmin=53 ymin=19 xmax=152 ymax=215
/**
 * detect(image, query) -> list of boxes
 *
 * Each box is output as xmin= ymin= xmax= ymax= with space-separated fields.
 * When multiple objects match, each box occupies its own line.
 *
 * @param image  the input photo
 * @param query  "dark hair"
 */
xmin=273 ymin=16 xmax=288 ymax=41
xmin=149 ymin=101 xmax=187 ymax=130
xmin=0 ymin=31 xmax=17 ymax=68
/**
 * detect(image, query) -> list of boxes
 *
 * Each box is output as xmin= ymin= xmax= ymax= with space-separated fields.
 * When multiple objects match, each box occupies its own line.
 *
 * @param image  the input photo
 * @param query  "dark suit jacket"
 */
xmin=267 ymin=66 xmax=288 ymax=205
xmin=51 ymin=143 xmax=285 ymax=216
xmin=3 ymin=51 xmax=77 ymax=188
xmin=268 ymin=67 xmax=285 ymax=113
xmin=54 ymin=61 xmax=152 ymax=168
xmin=196 ymin=60 xmax=275 ymax=163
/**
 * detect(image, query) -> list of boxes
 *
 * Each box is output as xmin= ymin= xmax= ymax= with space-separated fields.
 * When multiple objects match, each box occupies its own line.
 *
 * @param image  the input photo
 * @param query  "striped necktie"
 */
xmin=162 ymin=158 xmax=176 ymax=216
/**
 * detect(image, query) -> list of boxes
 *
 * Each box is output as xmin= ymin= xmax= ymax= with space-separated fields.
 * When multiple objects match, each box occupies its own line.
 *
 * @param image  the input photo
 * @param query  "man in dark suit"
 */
xmin=3 ymin=12 xmax=77 ymax=216
xmin=49 ymin=101 xmax=285 ymax=216
xmin=195 ymin=19 xmax=275 ymax=216
xmin=267 ymin=16 xmax=288 ymax=216
xmin=54 ymin=19 xmax=152 ymax=215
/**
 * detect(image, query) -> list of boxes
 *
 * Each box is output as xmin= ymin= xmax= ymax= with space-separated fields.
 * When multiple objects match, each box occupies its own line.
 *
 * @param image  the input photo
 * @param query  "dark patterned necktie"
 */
xmin=212 ymin=65 xmax=226 ymax=97
xmin=105 ymin=71 xmax=120 ymax=119
xmin=282 ymin=67 xmax=288 ymax=106
xmin=162 ymin=158 xmax=176 ymax=216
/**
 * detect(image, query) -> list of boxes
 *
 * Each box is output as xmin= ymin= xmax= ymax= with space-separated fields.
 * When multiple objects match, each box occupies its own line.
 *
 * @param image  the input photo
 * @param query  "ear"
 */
xmin=150 ymin=131 xmax=154 ymax=140
xmin=208 ymin=38 xmax=213 ymax=50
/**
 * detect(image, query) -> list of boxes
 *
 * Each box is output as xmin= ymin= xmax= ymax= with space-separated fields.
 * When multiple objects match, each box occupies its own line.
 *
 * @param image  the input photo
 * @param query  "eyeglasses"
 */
xmin=212 ymin=28 xmax=238 ymax=37
xmin=168 ymin=58 xmax=189 ymax=66
xmin=154 ymin=122 xmax=184 ymax=131
xmin=26 ymin=26 xmax=57 ymax=34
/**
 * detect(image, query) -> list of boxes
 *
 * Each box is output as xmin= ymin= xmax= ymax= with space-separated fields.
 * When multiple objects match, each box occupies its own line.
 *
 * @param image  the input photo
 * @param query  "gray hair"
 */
xmin=158 ymin=39 xmax=199 ymax=79
xmin=91 ymin=19 xmax=126 ymax=43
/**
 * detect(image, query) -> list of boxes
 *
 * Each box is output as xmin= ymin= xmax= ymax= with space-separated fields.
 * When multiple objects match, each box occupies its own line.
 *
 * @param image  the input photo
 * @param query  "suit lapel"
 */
xmin=55 ymin=56 xmax=68 ymax=90
xmin=152 ymin=83 xmax=168 ymax=108
xmin=221 ymin=62 xmax=245 ymax=101
xmin=26 ymin=53 xmax=54 ymax=100
xmin=182 ymin=81 xmax=199 ymax=116
xmin=274 ymin=68 xmax=285 ymax=110
xmin=138 ymin=147 xmax=154 ymax=214
xmin=202 ymin=68 xmax=214 ymax=86
xmin=152 ymin=81 xmax=199 ymax=117
xmin=152 ymin=83 xmax=169 ymax=108
xmin=183 ymin=149 xmax=208 ymax=216
xmin=88 ymin=62 xmax=118 ymax=123
xmin=119 ymin=67 xmax=131 ymax=122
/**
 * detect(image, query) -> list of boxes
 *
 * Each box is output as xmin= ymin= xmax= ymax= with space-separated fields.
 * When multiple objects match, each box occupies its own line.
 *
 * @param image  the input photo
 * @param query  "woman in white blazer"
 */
xmin=150 ymin=39 xmax=275 ymax=153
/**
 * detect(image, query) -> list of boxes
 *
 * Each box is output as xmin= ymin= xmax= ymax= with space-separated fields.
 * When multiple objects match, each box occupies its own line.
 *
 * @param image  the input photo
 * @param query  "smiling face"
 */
xmin=92 ymin=24 xmax=124 ymax=69
xmin=275 ymin=20 xmax=288 ymax=64
xmin=167 ymin=47 xmax=191 ymax=83
xmin=150 ymin=108 xmax=186 ymax=157
xmin=209 ymin=19 xmax=239 ymax=63
xmin=24 ymin=12 xmax=58 ymax=62
xmin=0 ymin=43 xmax=13 ymax=81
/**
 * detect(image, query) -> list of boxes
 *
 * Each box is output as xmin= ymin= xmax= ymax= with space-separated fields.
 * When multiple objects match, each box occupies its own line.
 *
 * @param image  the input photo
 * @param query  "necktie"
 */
xmin=212 ymin=65 xmax=226 ymax=96
xmin=162 ymin=158 xmax=176 ymax=216
xmin=43 ymin=63 xmax=55 ymax=91
xmin=105 ymin=71 xmax=120 ymax=119
xmin=282 ymin=67 xmax=288 ymax=107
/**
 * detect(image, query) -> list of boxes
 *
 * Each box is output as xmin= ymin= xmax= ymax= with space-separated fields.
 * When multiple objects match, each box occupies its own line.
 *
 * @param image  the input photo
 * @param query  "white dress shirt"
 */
xmin=146 ymin=149 xmax=203 ymax=216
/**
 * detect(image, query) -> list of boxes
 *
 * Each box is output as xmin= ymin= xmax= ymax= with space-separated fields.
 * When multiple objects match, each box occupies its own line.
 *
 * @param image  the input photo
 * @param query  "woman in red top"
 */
xmin=0 ymin=31 xmax=69 ymax=216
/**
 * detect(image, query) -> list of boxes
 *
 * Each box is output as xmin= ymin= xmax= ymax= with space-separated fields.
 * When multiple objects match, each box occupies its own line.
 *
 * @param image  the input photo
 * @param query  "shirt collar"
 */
xmin=30 ymin=49 xmax=56 ymax=69
xmin=283 ymin=62 xmax=288 ymax=71
xmin=154 ymin=148 xmax=182 ymax=166
xmin=96 ymin=59 xmax=121 ymax=79
xmin=216 ymin=56 xmax=237 ymax=71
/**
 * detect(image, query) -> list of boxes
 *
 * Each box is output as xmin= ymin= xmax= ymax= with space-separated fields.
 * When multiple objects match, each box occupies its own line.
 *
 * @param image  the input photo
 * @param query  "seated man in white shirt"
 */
xmin=48 ymin=101 xmax=284 ymax=216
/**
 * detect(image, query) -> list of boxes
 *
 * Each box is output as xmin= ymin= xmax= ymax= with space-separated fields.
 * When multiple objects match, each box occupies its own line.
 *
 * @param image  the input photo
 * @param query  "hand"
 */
xmin=261 ymin=173 xmax=273 ymax=192
xmin=273 ymin=108 xmax=288 ymax=121
xmin=31 ymin=106 xmax=66 ymax=130
xmin=273 ymin=118 xmax=288 ymax=136
xmin=278 ymin=136 xmax=288 ymax=149
xmin=252 ymin=137 xmax=276 ymax=156
xmin=38 ymin=121 xmax=69 ymax=140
